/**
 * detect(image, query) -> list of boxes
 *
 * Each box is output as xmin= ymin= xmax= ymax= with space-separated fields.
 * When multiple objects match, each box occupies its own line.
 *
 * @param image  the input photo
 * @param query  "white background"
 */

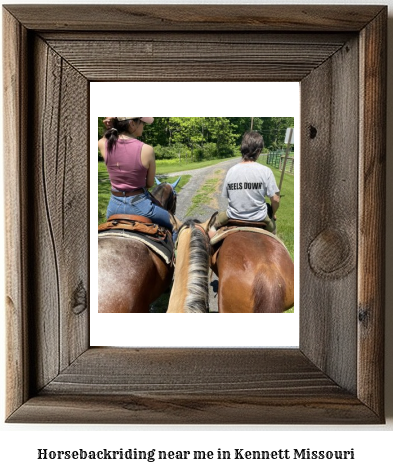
xmin=1 ymin=1 xmax=392 ymax=473
xmin=90 ymin=81 xmax=300 ymax=347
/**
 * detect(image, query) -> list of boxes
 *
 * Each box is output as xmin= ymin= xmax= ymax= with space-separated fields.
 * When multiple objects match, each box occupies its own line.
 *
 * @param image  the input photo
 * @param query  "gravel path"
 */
xmin=157 ymin=156 xmax=242 ymax=312
xmin=157 ymin=156 xmax=241 ymax=223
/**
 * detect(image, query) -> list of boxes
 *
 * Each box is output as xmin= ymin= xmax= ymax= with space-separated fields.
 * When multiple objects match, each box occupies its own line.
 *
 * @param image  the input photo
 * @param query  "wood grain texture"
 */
xmin=3 ymin=5 xmax=386 ymax=424
xmin=9 ymin=392 xmax=378 ymax=425
xmin=358 ymin=9 xmax=387 ymax=416
xmin=46 ymin=36 xmax=349 ymax=82
xmin=3 ymin=5 xmax=384 ymax=32
xmin=7 ymin=348 xmax=379 ymax=424
xmin=41 ymin=32 xmax=354 ymax=44
xmin=3 ymin=8 xmax=30 ymax=418
xmin=300 ymin=36 xmax=359 ymax=394
xmin=22 ymin=36 xmax=90 ymax=392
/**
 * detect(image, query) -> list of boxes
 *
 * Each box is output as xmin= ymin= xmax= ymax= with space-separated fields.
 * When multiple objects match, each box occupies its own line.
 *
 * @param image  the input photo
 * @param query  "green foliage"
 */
xmin=229 ymin=117 xmax=263 ymax=142
xmin=153 ymin=144 xmax=180 ymax=161
xmin=261 ymin=117 xmax=294 ymax=149
xmin=98 ymin=162 xmax=111 ymax=224
xmin=97 ymin=116 xmax=294 ymax=161
xmin=98 ymin=117 xmax=105 ymax=140
xmin=194 ymin=142 xmax=218 ymax=161
xmin=142 ymin=117 xmax=172 ymax=146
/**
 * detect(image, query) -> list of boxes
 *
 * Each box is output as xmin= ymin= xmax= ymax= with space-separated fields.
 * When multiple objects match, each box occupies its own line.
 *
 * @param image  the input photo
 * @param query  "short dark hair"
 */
xmin=240 ymin=131 xmax=264 ymax=161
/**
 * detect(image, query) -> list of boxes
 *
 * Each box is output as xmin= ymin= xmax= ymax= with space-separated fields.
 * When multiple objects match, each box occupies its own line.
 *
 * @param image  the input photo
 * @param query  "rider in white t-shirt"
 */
xmin=216 ymin=131 xmax=280 ymax=233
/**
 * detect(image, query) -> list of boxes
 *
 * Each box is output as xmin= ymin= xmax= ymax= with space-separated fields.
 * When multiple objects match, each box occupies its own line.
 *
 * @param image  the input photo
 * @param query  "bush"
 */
xmin=194 ymin=142 xmax=239 ymax=161
xmin=154 ymin=142 xmax=237 ymax=162
xmin=153 ymin=145 xmax=179 ymax=161
xmin=217 ymin=143 xmax=236 ymax=158
xmin=203 ymin=142 xmax=218 ymax=159
xmin=193 ymin=143 xmax=221 ymax=161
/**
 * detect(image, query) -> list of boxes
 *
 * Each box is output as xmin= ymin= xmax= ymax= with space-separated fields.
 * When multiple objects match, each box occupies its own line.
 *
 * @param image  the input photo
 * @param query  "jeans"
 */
xmin=106 ymin=190 xmax=173 ymax=230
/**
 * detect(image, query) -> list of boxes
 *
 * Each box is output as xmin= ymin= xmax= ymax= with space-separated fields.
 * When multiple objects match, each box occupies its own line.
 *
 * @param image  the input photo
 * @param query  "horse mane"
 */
xmin=182 ymin=221 xmax=210 ymax=313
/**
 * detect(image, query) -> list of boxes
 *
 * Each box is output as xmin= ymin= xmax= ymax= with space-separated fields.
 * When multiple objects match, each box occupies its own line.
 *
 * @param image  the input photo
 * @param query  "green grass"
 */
xmin=185 ymin=170 xmax=222 ymax=217
xmin=258 ymin=156 xmax=295 ymax=259
xmin=257 ymin=156 xmax=294 ymax=314
xmin=98 ymin=163 xmax=112 ymax=224
xmin=98 ymin=161 xmax=191 ymax=224
xmin=98 ymin=156 xmax=295 ymax=313
xmin=99 ymin=155 xmax=294 ymax=259
xmin=155 ymin=156 xmax=238 ymax=175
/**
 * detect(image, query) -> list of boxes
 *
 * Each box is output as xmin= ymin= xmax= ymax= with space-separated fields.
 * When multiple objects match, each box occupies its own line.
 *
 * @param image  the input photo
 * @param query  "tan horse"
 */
xmin=167 ymin=215 xmax=216 ymax=313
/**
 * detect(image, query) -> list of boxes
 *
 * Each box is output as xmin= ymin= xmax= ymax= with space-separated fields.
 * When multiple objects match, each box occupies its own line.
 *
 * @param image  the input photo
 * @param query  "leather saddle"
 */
xmin=226 ymin=218 xmax=268 ymax=229
xmin=98 ymin=214 xmax=170 ymax=240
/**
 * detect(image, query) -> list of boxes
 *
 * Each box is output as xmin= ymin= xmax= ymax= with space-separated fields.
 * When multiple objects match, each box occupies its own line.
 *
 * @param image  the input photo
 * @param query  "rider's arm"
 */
xmin=141 ymin=144 xmax=156 ymax=188
xmin=270 ymin=192 xmax=280 ymax=219
xmin=103 ymin=117 xmax=115 ymax=130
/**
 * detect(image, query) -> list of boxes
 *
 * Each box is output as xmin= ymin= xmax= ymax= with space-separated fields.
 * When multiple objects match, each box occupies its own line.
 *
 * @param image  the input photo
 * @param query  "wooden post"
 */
xmin=279 ymin=128 xmax=293 ymax=191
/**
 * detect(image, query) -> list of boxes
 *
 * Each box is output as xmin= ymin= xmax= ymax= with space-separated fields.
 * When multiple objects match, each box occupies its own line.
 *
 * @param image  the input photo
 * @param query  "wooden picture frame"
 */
xmin=3 ymin=5 xmax=386 ymax=424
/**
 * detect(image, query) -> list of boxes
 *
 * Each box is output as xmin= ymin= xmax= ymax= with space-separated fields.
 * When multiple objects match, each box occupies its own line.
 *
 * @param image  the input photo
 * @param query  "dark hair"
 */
xmin=104 ymin=118 xmax=141 ymax=153
xmin=240 ymin=131 xmax=264 ymax=161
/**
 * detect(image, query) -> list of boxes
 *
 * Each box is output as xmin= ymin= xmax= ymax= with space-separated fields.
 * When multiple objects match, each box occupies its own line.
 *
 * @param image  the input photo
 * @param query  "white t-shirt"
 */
xmin=222 ymin=161 xmax=279 ymax=221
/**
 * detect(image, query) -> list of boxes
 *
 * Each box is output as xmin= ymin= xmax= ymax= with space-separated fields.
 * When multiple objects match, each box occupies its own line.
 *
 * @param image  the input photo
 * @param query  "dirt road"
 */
xmin=158 ymin=156 xmax=241 ymax=223
xmin=156 ymin=156 xmax=241 ymax=312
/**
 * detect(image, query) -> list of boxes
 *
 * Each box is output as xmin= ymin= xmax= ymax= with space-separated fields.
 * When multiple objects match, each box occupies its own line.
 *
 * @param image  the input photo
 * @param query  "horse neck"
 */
xmin=167 ymin=224 xmax=210 ymax=313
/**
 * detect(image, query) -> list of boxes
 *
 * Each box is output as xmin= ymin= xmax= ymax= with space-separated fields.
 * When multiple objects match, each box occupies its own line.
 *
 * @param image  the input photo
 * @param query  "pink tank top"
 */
xmin=105 ymin=138 xmax=147 ymax=192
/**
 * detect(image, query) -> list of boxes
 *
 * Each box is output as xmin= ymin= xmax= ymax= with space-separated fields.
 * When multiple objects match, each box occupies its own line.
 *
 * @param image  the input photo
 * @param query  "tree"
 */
xmin=205 ymin=117 xmax=238 ymax=156
xmin=228 ymin=117 xmax=263 ymax=145
xmin=98 ymin=117 xmax=105 ymax=139
xmin=261 ymin=117 xmax=294 ymax=149
xmin=97 ymin=116 xmax=295 ymax=161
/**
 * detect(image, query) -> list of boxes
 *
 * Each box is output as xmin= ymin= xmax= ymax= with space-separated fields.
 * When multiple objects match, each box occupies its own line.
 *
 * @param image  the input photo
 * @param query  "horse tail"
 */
xmin=183 ymin=222 xmax=210 ymax=313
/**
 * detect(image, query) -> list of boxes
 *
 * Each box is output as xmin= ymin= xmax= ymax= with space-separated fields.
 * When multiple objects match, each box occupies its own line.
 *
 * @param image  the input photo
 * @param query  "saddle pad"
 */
xmin=98 ymin=229 xmax=174 ymax=265
xmin=210 ymin=226 xmax=290 ymax=256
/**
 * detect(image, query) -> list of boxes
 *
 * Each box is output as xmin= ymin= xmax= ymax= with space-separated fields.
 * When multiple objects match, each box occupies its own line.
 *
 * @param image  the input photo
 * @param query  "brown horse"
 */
xmin=98 ymin=180 xmax=180 ymax=313
xmin=211 ymin=226 xmax=294 ymax=313
xmin=167 ymin=216 xmax=216 ymax=313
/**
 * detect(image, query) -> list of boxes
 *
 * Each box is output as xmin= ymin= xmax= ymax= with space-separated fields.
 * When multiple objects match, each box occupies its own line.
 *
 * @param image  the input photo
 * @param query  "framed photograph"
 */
xmin=92 ymin=84 xmax=299 ymax=341
xmin=4 ymin=5 xmax=386 ymax=424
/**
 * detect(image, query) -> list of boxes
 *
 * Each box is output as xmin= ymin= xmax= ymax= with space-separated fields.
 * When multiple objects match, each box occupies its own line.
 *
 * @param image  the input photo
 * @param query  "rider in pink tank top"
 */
xmin=98 ymin=117 xmax=173 ymax=230
xmin=105 ymin=138 xmax=147 ymax=192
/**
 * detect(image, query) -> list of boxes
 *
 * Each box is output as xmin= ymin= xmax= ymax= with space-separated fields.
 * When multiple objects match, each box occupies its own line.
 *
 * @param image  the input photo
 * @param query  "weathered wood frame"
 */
xmin=3 ymin=5 xmax=386 ymax=424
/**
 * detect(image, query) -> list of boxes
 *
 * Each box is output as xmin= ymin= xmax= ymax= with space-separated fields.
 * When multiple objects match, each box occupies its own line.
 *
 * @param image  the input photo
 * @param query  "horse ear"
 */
xmin=155 ymin=177 xmax=162 ymax=185
xmin=171 ymin=177 xmax=181 ymax=189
